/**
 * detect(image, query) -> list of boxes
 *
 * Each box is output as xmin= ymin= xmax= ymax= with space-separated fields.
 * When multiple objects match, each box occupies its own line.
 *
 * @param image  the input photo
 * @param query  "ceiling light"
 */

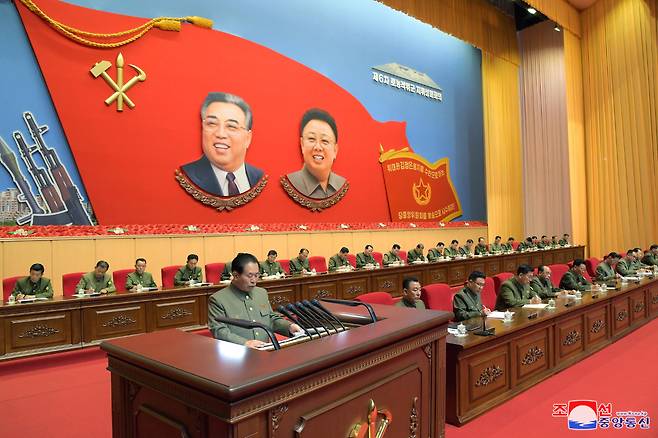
xmin=554 ymin=23 xmax=561 ymax=32
xmin=527 ymin=7 xmax=537 ymax=14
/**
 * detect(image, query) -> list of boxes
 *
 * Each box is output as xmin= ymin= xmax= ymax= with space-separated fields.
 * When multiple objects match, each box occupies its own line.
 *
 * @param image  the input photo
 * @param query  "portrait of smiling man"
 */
xmin=285 ymin=108 xmax=347 ymax=199
xmin=181 ymin=92 xmax=264 ymax=197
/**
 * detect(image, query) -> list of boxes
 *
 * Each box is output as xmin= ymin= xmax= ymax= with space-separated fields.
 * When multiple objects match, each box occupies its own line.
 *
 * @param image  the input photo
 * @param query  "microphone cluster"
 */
xmin=277 ymin=299 xmax=348 ymax=339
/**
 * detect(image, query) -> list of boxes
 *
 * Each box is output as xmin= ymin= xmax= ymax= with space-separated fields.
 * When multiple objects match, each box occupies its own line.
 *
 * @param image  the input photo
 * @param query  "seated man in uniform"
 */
xmin=502 ymin=237 xmax=515 ymax=252
xmin=489 ymin=236 xmax=503 ymax=253
xmin=407 ymin=243 xmax=426 ymax=263
xmin=383 ymin=244 xmax=402 ymax=266
xmin=395 ymin=276 xmax=426 ymax=309
xmin=220 ymin=261 xmax=234 ymax=281
xmin=174 ymin=254 xmax=204 ymax=285
xmin=459 ymin=239 xmax=474 ymax=256
xmin=289 ymin=248 xmax=310 ymax=274
xmin=427 ymin=242 xmax=445 ymax=262
xmin=126 ymin=258 xmax=157 ymax=291
xmin=560 ymin=259 xmax=592 ymax=291
xmin=260 ymin=250 xmax=286 ymax=276
xmin=596 ymin=252 xmax=621 ymax=282
xmin=474 ymin=237 xmax=489 ymax=255
xmin=531 ymin=236 xmax=540 ymax=247
xmin=551 ymin=235 xmax=559 ymax=247
xmin=642 ymin=244 xmax=658 ymax=267
xmin=356 ymin=245 xmax=377 ymax=268
xmin=530 ymin=265 xmax=562 ymax=299
xmin=207 ymin=253 xmax=303 ymax=348
xmin=616 ymin=250 xmax=638 ymax=277
xmin=76 ymin=260 xmax=116 ymax=294
xmin=453 ymin=271 xmax=491 ymax=321
xmin=558 ymin=233 xmax=570 ymax=246
xmin=517 ymin=237 xmax=534 ymax=251
xmin=444 ymin=240 xmax=459 ymax=257
xmin=538 ymin=235 xmax=551 ymax=248
xmin=329 ymin=247 xmax=352 ymax=271
xmin=11 ymin=263 xmax=53 ymax=300
xmin=632 ymin=248 xmax=650 ymax=270
xmin=495 ymin=264 xmax=541 ymax=310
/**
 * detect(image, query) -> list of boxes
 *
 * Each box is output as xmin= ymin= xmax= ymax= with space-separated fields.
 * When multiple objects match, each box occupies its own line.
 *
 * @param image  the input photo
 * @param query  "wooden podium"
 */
xmin=101 ymin=303 xmax=451 ymax=438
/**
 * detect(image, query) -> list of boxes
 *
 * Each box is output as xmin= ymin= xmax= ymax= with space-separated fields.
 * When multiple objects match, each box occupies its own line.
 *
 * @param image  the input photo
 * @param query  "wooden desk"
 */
xmin=445 ymin=276 xmax=658 ymax=425
xmin=102 ymin=303 xmax=452 ymax=438
xmin=0 ymin=246 xmax=583 ymax=360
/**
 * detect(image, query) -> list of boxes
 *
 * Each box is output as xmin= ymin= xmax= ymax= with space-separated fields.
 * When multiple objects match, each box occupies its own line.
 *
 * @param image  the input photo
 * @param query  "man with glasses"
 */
xmin=180 ymin=92 xmax=264 ymax=197
xmin=453 ymin=271 xmax=491 ymax=321
xmin=208 ymin=253 xmax=302 ymax=348
xmin=495 ymin=264 xmax=541 ymax=310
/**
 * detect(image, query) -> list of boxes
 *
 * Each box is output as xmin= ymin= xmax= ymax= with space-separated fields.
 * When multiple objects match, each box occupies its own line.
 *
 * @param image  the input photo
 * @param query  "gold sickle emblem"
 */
xmin=348 ymin=399 xmax=393 ymax=438
xmin=90 ymin=53 xmax=146 ymax=111
xmin=412 ymin=177 xmax=431 ymax=206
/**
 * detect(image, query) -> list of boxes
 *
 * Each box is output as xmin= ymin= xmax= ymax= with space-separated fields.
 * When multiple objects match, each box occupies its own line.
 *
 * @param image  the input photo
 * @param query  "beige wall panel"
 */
xmin=135 ymin=238 xmax=172 ymax=286
xmin=309 ymin=233 xmax=333 ymax=262
xmin=261 ymin=234 xmax=289 ymax=261
xmin=286 ymin=233 xmax=311 ymax=259
xmin=330 ymin=232 xmax=354 ymax=255
xmin=94 ymin=238 xmax=136 ymax=272
xmin=203 ymin=236 xmax=235 ymax=264
xmin=51 ymin=239 xmax=96 ymax=295
xmin=367 ymin=231 xmax=395 ymax=254
xmin=1 ymin=240 xmax=52 ymax=296
xmin=171 ymin=237 xmax=205 ymax=267
xmin=233 ymin=235 xmax=262 ymax=260
xmin=352 ymin=232 xmax=374 ymax=254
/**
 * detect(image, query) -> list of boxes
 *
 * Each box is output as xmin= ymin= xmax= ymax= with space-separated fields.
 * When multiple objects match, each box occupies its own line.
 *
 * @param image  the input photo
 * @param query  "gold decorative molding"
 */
xmin=102 ymin=314 xmax=137 ymax=328
xmin=590 ymin=319 xmax=605 ymax=334
xmin=634 ymin=302 xmax=645 ymax=313
xmin=175 ymin=169 xmax=268 ymax=211
xmin=616 ymin=310 xmax=628 ymax=321
xmin=475 ymin=365 xmax=503 ymax=387
xmin=651 ymin=295 xmax=658 ymax=304
xmin=381 ymin=280 xmax=394 ymax=289
xmin=18 ymin=324 xmax=60 ymax=338
xmin=348 ymin=399 xmax=392 ymax=438
xmin=422 ymin=344 xmax=432 ymax=360
xmin=562 ymin=330 xmax=581 ymax=346
xmin=161 ymin=307 xmax=192 ymax=320
xmin=314 ymin=289 xmax=332 ymax=299
xmin=345 ymin=285 xmax=363 ymax=296
xmin=268 ymin=295 xmax=290 ymax=307
xmin=280 ymin=176 xmax=348 ymax=212
xmin=521 ymin=346 xmax=544 ymax=366
xmin=409 ymin=397 xmax=418 ymax=438
xmin=270 ymin=404 xmax=288 ymax=437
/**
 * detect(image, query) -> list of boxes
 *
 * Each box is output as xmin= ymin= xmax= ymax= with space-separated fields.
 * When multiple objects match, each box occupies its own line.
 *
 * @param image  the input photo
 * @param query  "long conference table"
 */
xmin=0 ymin=245 xmax=583 ymax=360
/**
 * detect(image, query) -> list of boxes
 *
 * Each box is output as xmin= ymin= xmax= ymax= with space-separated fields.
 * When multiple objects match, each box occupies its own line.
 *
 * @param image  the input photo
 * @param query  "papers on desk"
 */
xmin=487 ymin=311 xmax=514 ymax=319
xmin=139 ymin=286 xmax=158 ymax=292
xmin=621 ymin=276 xmax=640 ymax=282
xmin=219 ymin=280 xmax=231 ymax=285
xmin=15 ymin=297 xmax=49 ymax=304
xmin=447 ymin=328 xmax=468 ymax=337
xmin=189 ymin=282 xmax=212 ymax=287
xmin=523 ymin=303 xmax=549 ymax=309
xmin=73 ymin=292 xmax=101 ymax=298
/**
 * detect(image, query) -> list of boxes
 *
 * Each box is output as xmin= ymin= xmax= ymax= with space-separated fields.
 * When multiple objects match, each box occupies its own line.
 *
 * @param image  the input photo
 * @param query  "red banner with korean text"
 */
xmin=379 ymin=148 xmax=462 ymax=222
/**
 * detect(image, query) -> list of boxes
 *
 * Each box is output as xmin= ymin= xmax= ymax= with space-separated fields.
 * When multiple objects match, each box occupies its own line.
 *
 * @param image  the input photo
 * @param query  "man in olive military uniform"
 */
xmin=444 ymin=240 xmax=459 ymax=257
xmin=489 ymin=236 xmax=504 ymax=253
xmin=642 ymin=244 xmax=658 ymax=266
xmin=221 ymin=261 xmax=233 ymax=281
xmin=395 ymin=277 xmax=426 ymax=309
xmin=459 ymin=239 xmax=474 ymax=256
xmin=76 ymin=260 xmax=116 ymax=294
xmin=616 ymin=250 xmax=638 ymax=277
xmin=329 ymin=247 xmax=352 ymax=271
xmin=126 ymin=258 xmax=157 ymax=291
xmin=538 ymin=235 xmax=551 ymax=248
xmin=207 ymin=253 xmax=303 ymax=348
xmin=596 ymin=252 xmax=621 ymax=282
xmin=474 ymin=237 xmax=489 ymax=255
xmin=495 ymin=264 xmax=541 ymax=310
xmin=530 ymin=265 xmax=562 ymax=299
xmin=560 ymin=259 xmax=592 ymax=291
xmin=260 ymin=250 xmax=286 ymax=276
xmin=551 ymin=235 xmax=560 ymax=247
xmin=407 ymin=243 xmax=426 ymax=263
xmin=174 ymin=254 xmax=204 ymax=286
xmin=453 ymin=271 xmax=491 ymax=321
xmin=356 ymin=245 xmax=378 ymax=268
xmin=502 ymin=237 xmax=515 ymax=252
xmin=517 ymin=237 xmax=533 ymax=251
xmin=558 ymin=233 xmax=570 ymax=246
xmin=289 ymin=248 xmax=311 ymax=274
xmin=383 ymin=244 xmax=402 ymax=266
xmin=427 ymin=242 xmax=445 ymax=262
xmin=11 ymin=263 xmax=53 ymax=300
xmin=632 ymin=248 xmax=649 ymax=270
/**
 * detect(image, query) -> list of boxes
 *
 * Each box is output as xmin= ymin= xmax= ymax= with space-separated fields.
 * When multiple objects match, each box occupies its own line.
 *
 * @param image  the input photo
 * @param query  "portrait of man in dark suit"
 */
xmin=181 ymin=92 xmax=264 ymax=197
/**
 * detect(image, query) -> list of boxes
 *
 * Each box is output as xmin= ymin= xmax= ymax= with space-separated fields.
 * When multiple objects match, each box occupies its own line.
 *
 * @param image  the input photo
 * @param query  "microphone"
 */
xmin=291 ymin=302 xmax=331 ymax=336
xmin=311 ymin=299 xmax=346 ymax=330
xmin=286 ymin=304 xmax=321 ymax=336
xmin=320 ymin=297 xmax=377 ymax=323
xmin=301 ymin=300 xmax=338 ymax=333
xmin=213 ymin=315 xmax=280 ymax=350
xmin=277 ymin=305 xmax=312 ymax=338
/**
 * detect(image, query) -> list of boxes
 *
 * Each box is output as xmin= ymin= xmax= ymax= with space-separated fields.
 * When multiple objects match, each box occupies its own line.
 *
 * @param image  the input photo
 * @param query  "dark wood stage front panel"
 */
xmin=0 ymin=246 xmax=583 ymax=360
xmin=446 ymin=276 xmax=658 ymax=425
xmin=102 ymin=304 xmax=452 ymax=438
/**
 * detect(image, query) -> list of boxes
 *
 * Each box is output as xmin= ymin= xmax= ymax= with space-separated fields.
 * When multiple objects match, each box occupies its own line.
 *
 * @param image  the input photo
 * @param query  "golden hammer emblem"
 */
xmin=90 ymin=53 xmax=146 ymax=111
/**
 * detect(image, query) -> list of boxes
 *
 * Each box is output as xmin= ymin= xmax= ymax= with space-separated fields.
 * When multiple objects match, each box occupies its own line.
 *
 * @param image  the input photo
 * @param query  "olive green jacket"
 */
xmin=444 ymin=247 xmax=459 ymax=257
xmin=207 ymin=284 xmax=291 ymax=344
xmin=427 ymin=248 xmax=443 ymax=262
xmin=383 ymin=251 xmax=401 ymax=266
xmin=260 ymin=260 xmax=285 ymax=276
xmin=76 ymin=272 xmax=116 ymax=293
xmin=452 ymin=287 xmax=483 ymax=321
xmin=558 ymin=239 xmax=569 ymax=246
xmin=559 ymin=270 xmax=591 ymax=291
xmin=289 ymin=256 xmax=310 ymax=274
xmin=595 ymin=262 xmax=616 ymax=282
xmin=356 ymin=252 xmax=377 ymax=268
xmin=615 ymin=258 xmax=637 ymax=276
xmin=395 ymin=298 xmax=426 ymax=309
xmin=174 ymin=266 xmax=203 ymax=285
xmin=489 ymin=243 xmax=503 ymax=253
xmin=125 ymin=272 xmax=156 ymax=290
xmin=406 ymin=248 xmax=426 ymax=263
xmin=221 ymin=262 xmax=233 ymax=281
xmin=641 ymin=253 xmax=658 ymax=266
xmin=458 ymin=246 xmax=473 ymax=256
xmin=495 ymin=277 xmax=536 ymax=310
xmin=12 ymin=277 xmax=53 ymax=299
xmin=328 ymin=254 xmax=351 ymax=271
xmin=530 ymin=276 xmax=559 ymax=299
xmin=474 ymin=244 xmax=489 ymax=255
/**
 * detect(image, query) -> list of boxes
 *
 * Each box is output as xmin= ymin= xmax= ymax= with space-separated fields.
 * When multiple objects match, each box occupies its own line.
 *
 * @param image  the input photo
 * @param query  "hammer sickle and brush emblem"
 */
xmin=90 ymin=52 xmax=146 ymax=111
xmin=348 ymin=399 xmax=393 ymax=438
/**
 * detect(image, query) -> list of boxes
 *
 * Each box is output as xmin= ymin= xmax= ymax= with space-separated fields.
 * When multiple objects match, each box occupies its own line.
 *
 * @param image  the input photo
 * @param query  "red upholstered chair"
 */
xmin=62 ymin=272 xmax=85 ymax=297
xmin=278 ymin=259 xmax=290 ymax=274
xmin=372 ymin=252 xmax=383 ymax=265
xmin=355 ymin=292 xmax=394 ymax=306
xmin=398 ymin=250 xmax=407 ymax=263
xmin=493 ymin=273 xmax=514 ymax=295
xmin=420 ymin=283 xmax=454 ymax=312
xmin=511 ymin=241 xmax=520 ymax=250
xmin=204 ymin=263 xmax=225 ymax=284
xmin=481 ymin=277 xmax=497 ymax=310
xmin=346 ymin=254 xmax=357 ymax=269
xmin=308 ymin=256 xmax=327 ymax=273
xmin=161 ymin=265 xmax=181 ymax=289
xmin=548 ymin=264 xmax=570 ymax=288
xmin=3 ymin=276 xmax=22 ymax=302
xmin=112 ymin=269 xmax=133 ymax=292
xmin=585 ymin=257 xmax=601 ymax=279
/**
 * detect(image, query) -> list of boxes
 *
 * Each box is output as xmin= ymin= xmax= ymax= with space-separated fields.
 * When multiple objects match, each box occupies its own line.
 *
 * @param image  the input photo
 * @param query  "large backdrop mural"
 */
xmin=0 ymin=0 xmax=485 ymax=225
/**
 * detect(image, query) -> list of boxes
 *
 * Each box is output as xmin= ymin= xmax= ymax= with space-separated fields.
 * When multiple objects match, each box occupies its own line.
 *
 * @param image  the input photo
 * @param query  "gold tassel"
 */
xmin=155 ymin=19 xmax=181 ymax=32
xmin=186 ymin=16 xmax=213 ymax=28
